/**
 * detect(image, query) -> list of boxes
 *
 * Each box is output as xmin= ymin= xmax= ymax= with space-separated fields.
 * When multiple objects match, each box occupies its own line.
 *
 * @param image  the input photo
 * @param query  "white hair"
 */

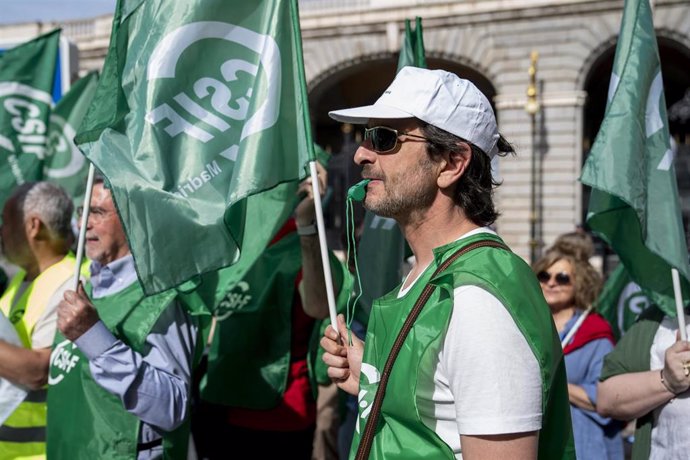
xmin=15 ymin=182 xmax=74 ymax=243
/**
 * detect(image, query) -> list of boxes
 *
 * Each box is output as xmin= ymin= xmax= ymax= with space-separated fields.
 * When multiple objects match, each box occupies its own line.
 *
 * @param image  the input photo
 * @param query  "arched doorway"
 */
xmin=308 ymin=56 xmax=497 ymax=249
xmin=581 ymin=37 xmax=690 ymax=269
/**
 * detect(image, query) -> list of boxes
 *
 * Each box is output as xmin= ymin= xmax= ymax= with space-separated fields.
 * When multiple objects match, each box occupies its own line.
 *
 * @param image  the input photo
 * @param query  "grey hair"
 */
xmin=15 ymin=182 xmax=73 ymax=243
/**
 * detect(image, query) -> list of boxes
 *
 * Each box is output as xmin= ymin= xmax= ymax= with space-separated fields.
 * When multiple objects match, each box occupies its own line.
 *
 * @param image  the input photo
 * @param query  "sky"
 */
xmin=0 ymin=0 xmax=116 ymax=25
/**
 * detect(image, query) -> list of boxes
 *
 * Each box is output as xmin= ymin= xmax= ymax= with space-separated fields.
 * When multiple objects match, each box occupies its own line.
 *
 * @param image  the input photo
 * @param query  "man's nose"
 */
xmin=354 ymin=143 xmax=376 ymax=166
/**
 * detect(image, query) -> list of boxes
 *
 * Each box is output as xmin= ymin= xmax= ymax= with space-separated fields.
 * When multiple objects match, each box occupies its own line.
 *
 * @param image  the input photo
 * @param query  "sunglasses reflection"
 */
xmin=537 ymin=271 xmax=571 ymax=286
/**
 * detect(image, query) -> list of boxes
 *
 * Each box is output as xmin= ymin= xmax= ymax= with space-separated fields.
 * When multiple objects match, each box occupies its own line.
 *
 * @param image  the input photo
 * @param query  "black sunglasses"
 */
xmin=363 ymin=126 xmax=429 ymax=153
xmin=537 ymin=271 xmax=571 ymax=286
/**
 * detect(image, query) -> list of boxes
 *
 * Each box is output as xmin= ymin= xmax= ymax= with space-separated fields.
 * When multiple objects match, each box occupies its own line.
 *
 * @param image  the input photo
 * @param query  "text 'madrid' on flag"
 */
xmin=0 ymin=30 xmax=60 ymax=219
xmin=580 ymin=0 xmax=690 ymax=317
xmin=44 ymin=71 xmax=99 ymax=206
xmin=75 ymin=0 xmax=314 ymax=294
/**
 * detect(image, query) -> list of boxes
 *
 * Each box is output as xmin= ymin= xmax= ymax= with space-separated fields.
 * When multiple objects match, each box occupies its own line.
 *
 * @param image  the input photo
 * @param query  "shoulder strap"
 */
xmin=355 ymin=239 xmax=509 ymax=460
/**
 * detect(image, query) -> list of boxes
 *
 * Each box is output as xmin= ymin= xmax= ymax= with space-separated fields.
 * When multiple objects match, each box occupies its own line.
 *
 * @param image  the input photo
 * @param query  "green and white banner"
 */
xmin=44 ymin=71 xmax=98 ymax=205
xmin=75 ymin=0 xmax=314 ymax=294
xmin=0 ymin=30 xmax=60 ymax=217
xmin=581 ymin=0 xmax=690 ymax=317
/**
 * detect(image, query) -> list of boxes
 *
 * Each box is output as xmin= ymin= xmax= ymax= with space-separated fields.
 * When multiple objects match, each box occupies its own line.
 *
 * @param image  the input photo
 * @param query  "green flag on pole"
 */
xmin=356 ymin=18 xmax=426 ymax=319
xmin=580 ymin=0 xmax=690 ymax=317
xmin=44 ymin=71 xmax=99 ymax=205
xmin=397 ymin=17 xmax=427 ymax=70
xmin=596 ymin=264 xmax=652 ymax=340
xmin=0 ymin=30 xmax=60 ymax=217
xmin=75 ymin=0 xmax=314 ymax=294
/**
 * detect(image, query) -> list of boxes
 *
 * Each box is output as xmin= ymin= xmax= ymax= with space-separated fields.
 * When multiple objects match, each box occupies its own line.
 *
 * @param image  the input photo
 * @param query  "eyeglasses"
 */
xmin=76 ymin=206 xmax=113 ymax=223
xmin=363 ymin=126 xmax=429 ymax=153
xmin=536 ymin=271 xmax=571 ymax=286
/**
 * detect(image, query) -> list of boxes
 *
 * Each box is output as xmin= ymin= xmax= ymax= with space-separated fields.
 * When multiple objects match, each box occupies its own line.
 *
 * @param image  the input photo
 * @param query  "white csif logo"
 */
xmin=44 ymin=115 xmax=85 ymax=179
xmin=0 ymin=82 xmax=54 ymax=183
xmin=48 ymin=339 xmax=80 ymax=385
xmin=144 ymin=21 xmax=282 ymax=163
xmin=215 ymin=281 xmax=253 ymax=321
xmin=356 ymin=362 xmax=381 ymax=433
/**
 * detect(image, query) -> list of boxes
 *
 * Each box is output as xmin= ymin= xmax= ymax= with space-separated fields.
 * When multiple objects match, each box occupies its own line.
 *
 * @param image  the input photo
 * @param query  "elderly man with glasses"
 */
xmin=47 ymin=177 xmax=200 ymax=459
xmin=321 ymin=67 xmax=575 ymax=460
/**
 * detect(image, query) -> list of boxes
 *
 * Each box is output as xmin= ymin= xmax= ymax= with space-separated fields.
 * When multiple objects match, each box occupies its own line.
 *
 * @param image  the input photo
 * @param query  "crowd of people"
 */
xmin=0 ymin=66 xmax=688 ymax=460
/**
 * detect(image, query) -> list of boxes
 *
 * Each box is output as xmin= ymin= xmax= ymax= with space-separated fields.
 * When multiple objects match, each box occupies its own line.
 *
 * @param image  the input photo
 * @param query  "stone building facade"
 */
xmin=2 ymin=0 xmax=688 ymax=262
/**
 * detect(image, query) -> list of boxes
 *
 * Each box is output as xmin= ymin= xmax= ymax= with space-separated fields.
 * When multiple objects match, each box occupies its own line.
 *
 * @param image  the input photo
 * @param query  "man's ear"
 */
xmin=25 ymin=215 xmax=44 ymax=240
xmin=437 ymin=142 xmax=472 ymax=190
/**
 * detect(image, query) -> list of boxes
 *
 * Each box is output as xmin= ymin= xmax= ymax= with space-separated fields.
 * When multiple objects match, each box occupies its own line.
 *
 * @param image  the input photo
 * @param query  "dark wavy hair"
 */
xmin=420 ymin=123 xmax=514 ymax=227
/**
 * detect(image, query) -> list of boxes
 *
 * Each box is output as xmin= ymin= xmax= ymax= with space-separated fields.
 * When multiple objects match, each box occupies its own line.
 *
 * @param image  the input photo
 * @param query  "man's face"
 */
xmin=354 ymin=119 xmax=438 ymax=220
xmin=82 ymin=183 xmax=130 ymax=265
xmin=0 ymin=197 xmax=29 ymax=266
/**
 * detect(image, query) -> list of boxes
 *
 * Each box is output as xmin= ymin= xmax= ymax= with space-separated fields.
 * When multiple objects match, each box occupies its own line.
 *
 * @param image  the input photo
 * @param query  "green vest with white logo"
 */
xmin=46 ymin=281 xmax=193 ymax=459
xmin=351 ymin=233 xmax=575 ymax=459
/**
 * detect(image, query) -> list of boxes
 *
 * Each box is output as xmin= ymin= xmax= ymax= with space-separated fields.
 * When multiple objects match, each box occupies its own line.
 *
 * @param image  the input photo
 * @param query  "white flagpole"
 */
xmin=308 ymin=160 xmax=338 ymax=329
xmin=72 ymin=163 xmax=96 ymax=291
xmin=672 ymin=268 xmax=687 ymax=341
xmin=561 ymin=305 xmax=593 ymax=349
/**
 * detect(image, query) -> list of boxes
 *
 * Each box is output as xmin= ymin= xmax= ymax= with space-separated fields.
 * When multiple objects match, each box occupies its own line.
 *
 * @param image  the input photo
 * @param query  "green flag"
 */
xmin=396 ymin=17 xmax=427 ymax=70
xmin=356 ymin=17 xmax=426 ymax=319
xmin=75 ymin=0 xmax=314 ymax=294
xmin=580 ymin=0 xmax=690 ymax=317
xmin=596 ymin=264 xmax=651 ymax=340
xmin=44 ymin=71 xmax=99 ymax=205
xmin=0 ymin=30 xmax=60 ymax=216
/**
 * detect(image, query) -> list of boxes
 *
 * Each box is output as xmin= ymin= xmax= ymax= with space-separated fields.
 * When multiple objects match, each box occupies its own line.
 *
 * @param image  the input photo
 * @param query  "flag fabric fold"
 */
xmin=581 ymin=0 xmax=690 ymax=317
xmin=75 ymin=0 xmax=314 ymax=294
xmin=44 ymin=71 xmax=99 ymax=205
xmin=0 ymin=30 xmax=60 ymax=216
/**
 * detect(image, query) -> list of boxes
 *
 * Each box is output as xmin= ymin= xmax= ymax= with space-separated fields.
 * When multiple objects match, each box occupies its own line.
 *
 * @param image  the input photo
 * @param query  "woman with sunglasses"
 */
xmin=533 ymin=240 xmax=623 ymax=460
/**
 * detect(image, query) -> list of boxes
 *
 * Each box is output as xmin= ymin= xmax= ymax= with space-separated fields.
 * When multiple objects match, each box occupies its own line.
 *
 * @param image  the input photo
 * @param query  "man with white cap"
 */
xmin=321 ymin=67 xmax=574 ymax=459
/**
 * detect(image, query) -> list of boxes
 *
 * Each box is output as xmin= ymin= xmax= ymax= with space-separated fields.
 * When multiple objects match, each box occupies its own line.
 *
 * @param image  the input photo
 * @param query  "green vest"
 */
xmin=351 ymin=233 xmax=575 ymax=459
xmin=0 ymin=254 xmax=76 ymax=460
xmin=201 ymin=231 xmax=352 ymax=407
xmin=46 ymin=281 xmax=193 ymax=460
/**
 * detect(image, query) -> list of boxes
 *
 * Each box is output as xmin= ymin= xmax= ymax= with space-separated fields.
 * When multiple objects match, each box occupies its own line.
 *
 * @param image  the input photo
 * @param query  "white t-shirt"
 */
xmin=649 ymin=314 xmax=690 ymax=460
xmin=399 ymin=228 xmax=543 ymax=458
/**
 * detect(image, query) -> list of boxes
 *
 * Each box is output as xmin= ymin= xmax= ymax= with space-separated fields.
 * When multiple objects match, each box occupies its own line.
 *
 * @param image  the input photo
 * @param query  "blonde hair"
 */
xmin=533 ymin=240 xmax=602 ymax=311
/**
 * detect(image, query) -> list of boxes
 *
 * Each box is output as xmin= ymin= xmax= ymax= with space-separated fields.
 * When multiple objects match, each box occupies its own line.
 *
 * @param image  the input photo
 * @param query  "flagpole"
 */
xmin=672 ymin=268 xmax=687 ymax=340
xmin=289 ymin=0 xmax=338 ymax=328
xmin=72 ymin=163 xmax=96 ymax=290
xmin=560 ymin=305 xmax=592 ymax=349
xmin=308 ymin=161 xmax=339 ymax=328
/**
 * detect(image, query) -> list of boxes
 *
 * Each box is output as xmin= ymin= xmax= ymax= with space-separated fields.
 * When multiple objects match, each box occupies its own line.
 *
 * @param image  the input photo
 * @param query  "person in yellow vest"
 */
xmin=0 ymin=182 xmax=76 ymax=459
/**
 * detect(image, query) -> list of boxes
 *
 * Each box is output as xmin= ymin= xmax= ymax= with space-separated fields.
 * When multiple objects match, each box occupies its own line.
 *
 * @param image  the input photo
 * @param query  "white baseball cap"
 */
xmin=329 ymin=67 xmax=500 ymax=158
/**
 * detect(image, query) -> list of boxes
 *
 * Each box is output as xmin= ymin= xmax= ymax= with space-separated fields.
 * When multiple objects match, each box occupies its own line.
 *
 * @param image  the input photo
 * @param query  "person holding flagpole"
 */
xmin=47 ymin=176 xmax=201 ymax=459
xmin=0 ymin=182 xmax=76 ymax=459
xmin=196 ymin=161 xmax=350 ymax=459
xmin=321 ymin=66 xmax=574 ymax=459
xmin=598 ymin=307 xmax=690 ymax=459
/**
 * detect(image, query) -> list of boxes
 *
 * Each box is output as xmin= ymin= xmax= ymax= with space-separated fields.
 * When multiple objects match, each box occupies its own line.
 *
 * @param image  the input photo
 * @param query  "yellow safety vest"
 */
xmin=0 ymin=254 xmax=77 ymax=460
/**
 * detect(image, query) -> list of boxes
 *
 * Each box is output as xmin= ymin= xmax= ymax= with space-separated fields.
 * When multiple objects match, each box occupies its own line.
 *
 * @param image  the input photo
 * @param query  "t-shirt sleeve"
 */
xmin=31 ymin=278 xmax=72 ymax=349
xmin=444 ymin=285 xmax=543 ymax=435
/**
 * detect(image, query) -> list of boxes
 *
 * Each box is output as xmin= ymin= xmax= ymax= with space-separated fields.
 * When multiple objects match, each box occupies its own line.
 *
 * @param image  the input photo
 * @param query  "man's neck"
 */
xmin=25 ymin=244 xmax=67 ymax=281
xmin=400 ymin=201 xmax=480 ymax=270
